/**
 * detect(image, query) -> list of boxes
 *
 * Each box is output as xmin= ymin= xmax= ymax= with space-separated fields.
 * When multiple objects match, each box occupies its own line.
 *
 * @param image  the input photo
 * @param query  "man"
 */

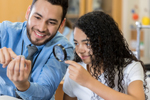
xmin=0 ymin=0 xmax=73 ymax=99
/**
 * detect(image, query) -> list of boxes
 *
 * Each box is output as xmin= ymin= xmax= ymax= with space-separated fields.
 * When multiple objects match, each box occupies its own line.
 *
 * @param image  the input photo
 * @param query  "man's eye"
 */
xmin=49 ymin=22 xmax=56 ymax=25
xmin=35 ymin=16 xmax=41 ymax=20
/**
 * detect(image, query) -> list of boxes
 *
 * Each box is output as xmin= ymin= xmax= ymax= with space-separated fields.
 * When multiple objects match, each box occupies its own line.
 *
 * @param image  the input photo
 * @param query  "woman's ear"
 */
xmin=25 ymin=5 xmax=31 ymax=20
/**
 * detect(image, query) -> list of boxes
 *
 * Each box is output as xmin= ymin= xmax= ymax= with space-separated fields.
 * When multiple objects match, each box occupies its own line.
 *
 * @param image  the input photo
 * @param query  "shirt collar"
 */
xmin=45 ymin=31 xmax=62 ymax=47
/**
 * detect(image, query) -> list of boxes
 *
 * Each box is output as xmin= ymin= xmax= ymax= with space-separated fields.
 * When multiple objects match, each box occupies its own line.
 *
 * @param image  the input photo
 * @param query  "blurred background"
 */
xmin=1 ymin=0 xmax=149 ymax=67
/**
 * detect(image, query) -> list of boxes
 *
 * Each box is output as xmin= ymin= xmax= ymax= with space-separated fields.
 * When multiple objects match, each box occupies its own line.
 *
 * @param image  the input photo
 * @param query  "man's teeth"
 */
xmin=36 ymin=32 xmax=44 ymax=36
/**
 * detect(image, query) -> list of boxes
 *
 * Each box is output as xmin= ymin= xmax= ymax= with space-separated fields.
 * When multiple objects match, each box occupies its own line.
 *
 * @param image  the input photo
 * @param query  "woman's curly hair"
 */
xmin=73 ymin=11 xmax=148 ymax=99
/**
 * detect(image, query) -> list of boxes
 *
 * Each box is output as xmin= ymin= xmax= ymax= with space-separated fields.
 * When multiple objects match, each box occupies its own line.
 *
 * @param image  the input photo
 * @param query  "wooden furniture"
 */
xmin=67 ymin=0 xmax=122 ymax=29
xmin=0 ymin=0 xmax=122 ymax=29
xmin=55 ymin=81 xmax=64 ymax=100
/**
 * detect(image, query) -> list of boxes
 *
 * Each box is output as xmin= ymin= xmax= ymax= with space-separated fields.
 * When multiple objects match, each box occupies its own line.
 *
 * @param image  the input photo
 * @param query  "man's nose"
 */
xmin=39 ymin=21 xmax=47 ymax=32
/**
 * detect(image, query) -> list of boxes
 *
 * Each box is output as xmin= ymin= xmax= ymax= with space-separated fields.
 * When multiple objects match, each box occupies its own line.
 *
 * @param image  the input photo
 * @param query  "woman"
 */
xmin=63 ymin=11 xmax=148 ymax=100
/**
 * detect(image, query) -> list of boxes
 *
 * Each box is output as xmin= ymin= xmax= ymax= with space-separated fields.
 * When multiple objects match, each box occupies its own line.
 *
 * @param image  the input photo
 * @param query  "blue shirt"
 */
xmin=0 ymin=21 xmax=74 ymax=100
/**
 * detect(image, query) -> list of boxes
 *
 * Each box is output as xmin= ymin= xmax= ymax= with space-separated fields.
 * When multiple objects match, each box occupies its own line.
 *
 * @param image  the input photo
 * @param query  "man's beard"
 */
xmin=26 ymin=25 xmax=58 ymax=46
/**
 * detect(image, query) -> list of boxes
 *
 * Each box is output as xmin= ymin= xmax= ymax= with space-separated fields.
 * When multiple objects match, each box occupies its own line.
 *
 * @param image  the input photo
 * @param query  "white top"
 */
xmin=146 ymin=71 xmax=150 ymax=99
xmin=63 ymin=61 xmax=144 ymax=100
xmin=0 ymin=95 xmax=21 ymax=100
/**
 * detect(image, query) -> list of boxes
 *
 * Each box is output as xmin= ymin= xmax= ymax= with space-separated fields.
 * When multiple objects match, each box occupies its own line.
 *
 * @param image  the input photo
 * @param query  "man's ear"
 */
xmin=25 ymin=5 xmax=31 ymax=20
xmin=59 ymin=18 xmax=66 ymax=32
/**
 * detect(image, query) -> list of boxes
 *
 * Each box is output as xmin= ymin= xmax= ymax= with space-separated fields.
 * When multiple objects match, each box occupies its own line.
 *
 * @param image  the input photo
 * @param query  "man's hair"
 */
xmin=30 ymin=0 xmax=68 ymax=22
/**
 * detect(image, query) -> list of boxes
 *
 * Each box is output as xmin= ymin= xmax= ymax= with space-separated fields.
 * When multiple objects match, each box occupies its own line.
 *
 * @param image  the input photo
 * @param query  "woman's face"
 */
xmin=74 ymin=27 xmax=92 ymax=65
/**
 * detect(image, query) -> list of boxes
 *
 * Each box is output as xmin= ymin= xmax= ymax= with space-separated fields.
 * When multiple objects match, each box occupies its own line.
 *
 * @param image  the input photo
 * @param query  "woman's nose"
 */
xmin=77 ymin=45 xmax=85 ymax=53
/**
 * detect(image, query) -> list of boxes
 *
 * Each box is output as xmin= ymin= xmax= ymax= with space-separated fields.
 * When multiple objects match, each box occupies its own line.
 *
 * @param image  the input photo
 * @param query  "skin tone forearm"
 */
xmin=14 ymin=81 xmax=30 ymax=91
xmin=65 ymin=60 xmax=145 ymax=100
xmin=85 ymin=75 xmax=145 ymax=100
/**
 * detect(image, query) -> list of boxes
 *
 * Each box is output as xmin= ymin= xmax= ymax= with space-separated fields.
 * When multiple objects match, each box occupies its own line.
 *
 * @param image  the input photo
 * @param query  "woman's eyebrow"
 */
xmin=82 ymin=39 xmax=90 ymax=42
xmin=73 ymin=39 xmax=77 ymax=42
xmin=74 ymin=39 xmax=90 ymax=42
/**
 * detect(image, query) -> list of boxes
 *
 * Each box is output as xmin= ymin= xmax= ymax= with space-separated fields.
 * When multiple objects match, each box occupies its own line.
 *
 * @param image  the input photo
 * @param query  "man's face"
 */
xmin=26 ymin=0 xmax=63 ymax=45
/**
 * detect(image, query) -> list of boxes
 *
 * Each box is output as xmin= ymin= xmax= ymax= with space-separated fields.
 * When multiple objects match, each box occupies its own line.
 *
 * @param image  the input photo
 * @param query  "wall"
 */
xmin=0 ymin=0 xmax=32 ymax=22
xmin=122 ymin=0 xmax=150 ymax=64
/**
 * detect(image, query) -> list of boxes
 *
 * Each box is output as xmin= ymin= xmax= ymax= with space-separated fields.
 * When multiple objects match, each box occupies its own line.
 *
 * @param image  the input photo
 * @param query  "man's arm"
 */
xmin=15 ymin=46 xmax=74 ymax=100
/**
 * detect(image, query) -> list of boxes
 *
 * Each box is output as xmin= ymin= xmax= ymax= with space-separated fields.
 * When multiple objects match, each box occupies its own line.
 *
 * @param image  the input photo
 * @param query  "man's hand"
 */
xmin=0 ymin=47 xmax=17 ymax=68
xmin=7 ymin=56 xmax=32 ymax=91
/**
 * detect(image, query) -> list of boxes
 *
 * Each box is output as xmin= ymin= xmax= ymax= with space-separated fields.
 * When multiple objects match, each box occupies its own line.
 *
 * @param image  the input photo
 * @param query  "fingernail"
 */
xmin=19 ymin=55 xmax=25 ymax=58
xmin=16 ymin=56 xmax=20 ymax=59
xmin=21 ymin=56 xmax=25 ymax=60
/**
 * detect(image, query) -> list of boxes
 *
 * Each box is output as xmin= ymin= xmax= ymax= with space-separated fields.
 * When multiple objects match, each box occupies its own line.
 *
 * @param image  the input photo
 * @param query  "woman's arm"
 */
xmin=65 ymin=60 xmax=145 ymax=100
xmin=63 ymin=93 xmax=77 ymax=100
xmin=87 ymin=78 xmax=145 ymax=100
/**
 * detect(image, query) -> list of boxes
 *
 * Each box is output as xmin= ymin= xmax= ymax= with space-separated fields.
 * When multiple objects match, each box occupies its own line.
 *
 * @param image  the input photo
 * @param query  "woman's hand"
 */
xmin=65 ymin=60 xmax=93 ymax=87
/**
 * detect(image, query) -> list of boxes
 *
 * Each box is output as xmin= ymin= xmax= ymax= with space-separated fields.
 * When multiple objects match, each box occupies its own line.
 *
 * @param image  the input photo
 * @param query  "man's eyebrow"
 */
xmin=34 ymin=12 xmax=43 ymax=17
xmin=48 ymin=18 xmax=58 ymax=23
xmin=34 ymin=12 xmax=58 ymax=23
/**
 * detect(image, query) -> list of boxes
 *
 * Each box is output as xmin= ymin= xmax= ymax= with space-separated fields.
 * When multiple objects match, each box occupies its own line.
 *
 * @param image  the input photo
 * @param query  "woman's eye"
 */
xmin=86 ymin=43 xmax=91 ymax=49
xmin=74 ymin=43 xmax=78 ymax=46
xmin=86 ymin=43 xmax=90 ymax=46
